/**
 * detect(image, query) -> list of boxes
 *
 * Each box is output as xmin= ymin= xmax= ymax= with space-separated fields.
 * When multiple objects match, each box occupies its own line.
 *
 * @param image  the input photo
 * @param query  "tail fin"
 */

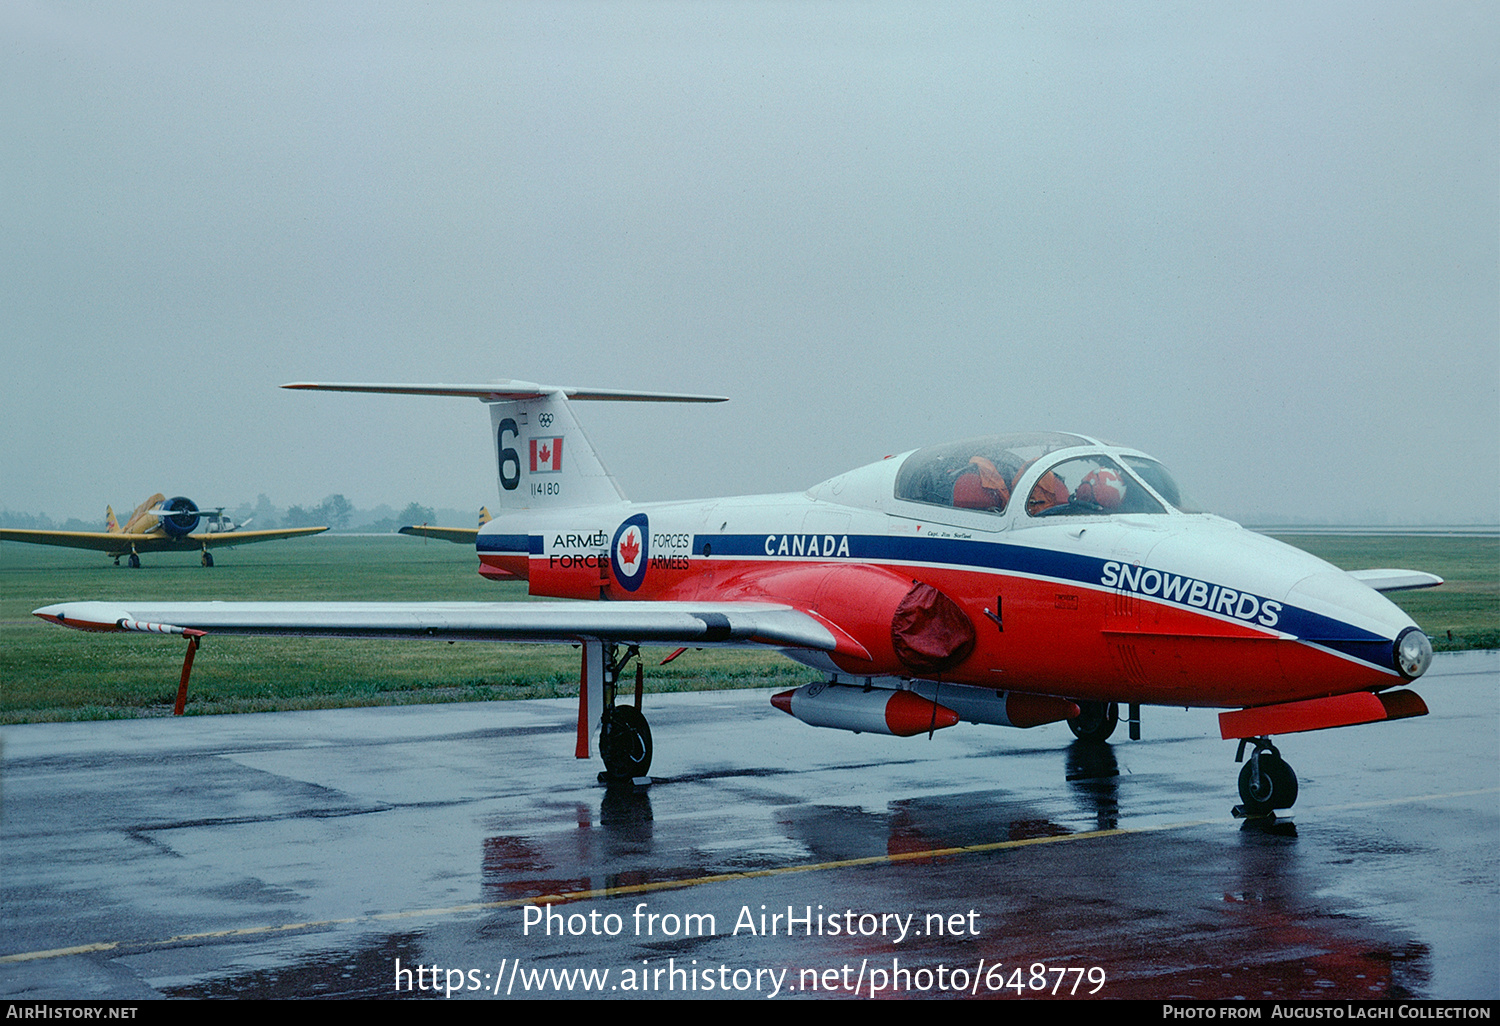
xmin=105 ymin=506 xmax=119 ymax=533
xmin=282 ymin=380 xmax=726 ymax=511
xmin=477 ymin=507 xmax=492 ymax=526
xmin=121 ymin=494 xmax=166 ymax=534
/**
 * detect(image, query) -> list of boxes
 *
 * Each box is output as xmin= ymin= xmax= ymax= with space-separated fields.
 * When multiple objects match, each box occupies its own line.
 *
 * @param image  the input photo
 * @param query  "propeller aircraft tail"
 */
xmin=121 ymin=494 xmax=167 ymax=534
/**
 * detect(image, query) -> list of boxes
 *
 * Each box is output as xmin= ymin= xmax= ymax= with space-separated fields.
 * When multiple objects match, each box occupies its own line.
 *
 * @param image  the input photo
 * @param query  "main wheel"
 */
xmin=201 ymin=551 xmax=214 ymax=567
xmin=1069 ymin=701 xmax=1119 ymax=743
xmin=1238 ymin=752 xmax=1298 ymax=814
xmin=128 ymin=553 xmax=141 ymax=569
xmin=600 ymin=706 xmax=653 ymax=779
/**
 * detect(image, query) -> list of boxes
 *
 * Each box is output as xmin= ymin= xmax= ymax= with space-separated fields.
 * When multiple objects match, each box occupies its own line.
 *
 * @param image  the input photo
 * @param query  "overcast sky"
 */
xmin=3 ymin=2 xmax=1496 ymax=527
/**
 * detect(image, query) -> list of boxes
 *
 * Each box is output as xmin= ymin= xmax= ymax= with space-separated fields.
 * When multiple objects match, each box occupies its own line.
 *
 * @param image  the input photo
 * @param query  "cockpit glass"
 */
xmin=893 ymin=433 xmax=1089 ymax=515
xmin=1119 ymin=456 xmax=1206 ymax=513
xmin=1025 ymin=456 xmax=1167 ymax=517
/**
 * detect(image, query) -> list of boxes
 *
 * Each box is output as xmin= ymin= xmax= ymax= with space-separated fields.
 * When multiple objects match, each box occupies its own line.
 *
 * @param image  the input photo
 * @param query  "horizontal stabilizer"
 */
xmin=283 ymin=381 xmax=728 ymax=403
xmin=1347 ymin=568 xmax=1444 ymax=592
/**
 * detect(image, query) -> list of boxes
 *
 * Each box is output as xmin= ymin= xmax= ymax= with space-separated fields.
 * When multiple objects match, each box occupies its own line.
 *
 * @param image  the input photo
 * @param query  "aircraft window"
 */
xmin=894 ymin=433 xmax=1086 ymax=515
xmin=1120 ymin=456 xmax=1206 ymax=513
xmin=1026 ymin=456 xmax=1167 ymax=517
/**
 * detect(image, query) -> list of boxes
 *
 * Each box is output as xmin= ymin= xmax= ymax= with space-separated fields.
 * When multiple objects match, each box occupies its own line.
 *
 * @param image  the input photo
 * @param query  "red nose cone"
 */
xmin=884 ymin=691 xmax=960 ymax=737
xmin=770 ymin=689 xmax=796 ymax=716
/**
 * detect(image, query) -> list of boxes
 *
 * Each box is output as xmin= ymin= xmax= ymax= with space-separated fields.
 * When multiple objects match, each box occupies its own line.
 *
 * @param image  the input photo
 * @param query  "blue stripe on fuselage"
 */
xmin=699 ymin=533 xmax=1395 ymax=670
xmin=475 ymin=534 xmax=533 ymax=555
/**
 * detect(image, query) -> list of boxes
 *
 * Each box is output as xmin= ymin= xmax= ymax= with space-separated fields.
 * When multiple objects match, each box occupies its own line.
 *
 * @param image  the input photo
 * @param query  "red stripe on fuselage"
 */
xmin=517 ymin=553 xmax=1397 ymax=708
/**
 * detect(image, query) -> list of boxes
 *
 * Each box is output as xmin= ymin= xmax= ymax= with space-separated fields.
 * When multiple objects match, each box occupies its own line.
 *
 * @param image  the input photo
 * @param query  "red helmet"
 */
xmin=1076 ymin=468 xmax=1126 ymax=510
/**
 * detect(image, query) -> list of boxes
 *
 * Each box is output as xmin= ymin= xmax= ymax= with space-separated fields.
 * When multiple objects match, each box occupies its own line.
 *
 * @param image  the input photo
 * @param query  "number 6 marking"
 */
xmin=498 ymin=418 xmax=520 ymax=491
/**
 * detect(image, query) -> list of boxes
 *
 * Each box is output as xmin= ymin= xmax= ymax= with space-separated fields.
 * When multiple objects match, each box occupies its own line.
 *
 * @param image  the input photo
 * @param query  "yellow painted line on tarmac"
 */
xmin=3 ymin=785 xmax=1493 ymax=965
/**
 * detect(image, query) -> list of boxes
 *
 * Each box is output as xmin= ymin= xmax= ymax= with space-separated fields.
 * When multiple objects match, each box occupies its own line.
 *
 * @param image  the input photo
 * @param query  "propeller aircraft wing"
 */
xmin=398 ymin=507 xmax=494 ymax=545
xmin=2 ymin=494 xmax=326 ymax=566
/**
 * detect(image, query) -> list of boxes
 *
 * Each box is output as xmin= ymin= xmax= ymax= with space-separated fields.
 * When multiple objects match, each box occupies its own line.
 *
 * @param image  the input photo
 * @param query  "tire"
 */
xmin=1069 ymin=701 xmax=1119 ymax=743
xmin=1238 ymin=753 xmax=1298 ymax=814
xmin=600 ymin=706 xmax=653 ymax=779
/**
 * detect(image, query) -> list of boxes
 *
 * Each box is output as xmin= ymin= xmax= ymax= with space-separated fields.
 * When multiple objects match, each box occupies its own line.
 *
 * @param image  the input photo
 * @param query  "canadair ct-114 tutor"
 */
xmin=34 ymin=381 xmax=1441 ymax=819
xmin=3 ymin=493 xmax=327 ymax=566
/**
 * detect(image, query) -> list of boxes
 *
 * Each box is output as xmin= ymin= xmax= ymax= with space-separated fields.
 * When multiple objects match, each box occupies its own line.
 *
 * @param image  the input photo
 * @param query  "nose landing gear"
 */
xmin=1233 ymin=736 xmax=1299 ymax=822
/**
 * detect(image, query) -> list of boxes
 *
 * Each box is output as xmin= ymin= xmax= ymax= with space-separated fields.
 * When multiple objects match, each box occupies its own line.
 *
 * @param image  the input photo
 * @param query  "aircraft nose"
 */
xmin=1283 ymin=570 xmax=1432 ymax=680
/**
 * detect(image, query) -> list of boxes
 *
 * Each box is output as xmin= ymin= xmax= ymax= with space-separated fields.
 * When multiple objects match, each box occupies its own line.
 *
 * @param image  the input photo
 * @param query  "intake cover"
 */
xmin=891 ymin=581 xmax=976 ymax=674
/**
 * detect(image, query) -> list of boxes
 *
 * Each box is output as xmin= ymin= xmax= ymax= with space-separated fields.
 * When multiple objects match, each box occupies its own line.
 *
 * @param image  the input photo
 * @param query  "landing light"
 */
xmin=1395 ymin=627 xmax=1433 ymax=680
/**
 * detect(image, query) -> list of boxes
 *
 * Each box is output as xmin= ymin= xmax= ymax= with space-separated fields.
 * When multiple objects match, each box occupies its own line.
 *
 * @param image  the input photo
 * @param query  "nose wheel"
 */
xmin=1234 ymin=737 xmax=1298 ymax=817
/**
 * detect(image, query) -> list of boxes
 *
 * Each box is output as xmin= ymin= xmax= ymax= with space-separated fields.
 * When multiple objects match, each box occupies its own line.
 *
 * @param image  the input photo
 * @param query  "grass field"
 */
xmin=2 ymin=532 xmax=1495 ymax=723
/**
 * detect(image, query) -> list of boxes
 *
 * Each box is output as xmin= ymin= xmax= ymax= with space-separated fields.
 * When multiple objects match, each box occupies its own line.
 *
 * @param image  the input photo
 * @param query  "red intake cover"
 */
xmin=891 ymin=582 xmax=976 ymax=674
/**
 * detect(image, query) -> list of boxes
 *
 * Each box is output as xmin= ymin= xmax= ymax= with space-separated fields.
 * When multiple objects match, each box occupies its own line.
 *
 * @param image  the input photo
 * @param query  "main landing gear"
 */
xmin=596 ymin=643 xmax=653 ymax=782
xmin=1067 ymin=701 xmax=1143 ymax=743
xmin=201 ymin=549 xmax=214 ymax=567
xmin=1068 ymin=700 xmax=1119 ymax=743
xmin=1233 ymin=736 xmax=1299 ymax=823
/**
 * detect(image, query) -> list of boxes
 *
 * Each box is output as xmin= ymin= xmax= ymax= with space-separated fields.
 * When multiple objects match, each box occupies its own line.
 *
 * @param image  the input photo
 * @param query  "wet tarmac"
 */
xmin=2 ymin=651 xmax=1495 ymax=1000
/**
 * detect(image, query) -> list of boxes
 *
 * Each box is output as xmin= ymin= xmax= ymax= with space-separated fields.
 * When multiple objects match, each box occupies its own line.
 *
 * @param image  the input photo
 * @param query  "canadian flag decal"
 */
xmin=529 ymin=437 xmax=563 ymax=473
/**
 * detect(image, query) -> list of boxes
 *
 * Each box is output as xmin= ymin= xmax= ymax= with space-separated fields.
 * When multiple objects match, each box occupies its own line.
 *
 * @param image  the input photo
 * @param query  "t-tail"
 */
xmin=282 ymin=380 xmax=726 ymax=511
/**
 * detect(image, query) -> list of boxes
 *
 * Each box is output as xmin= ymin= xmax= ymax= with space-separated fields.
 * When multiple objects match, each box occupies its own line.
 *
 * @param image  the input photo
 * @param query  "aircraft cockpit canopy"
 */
xmin=894 ymin=433 xmax=1087 ymax=515
xmin=893 ymin=433 xmax=1205 ymax=518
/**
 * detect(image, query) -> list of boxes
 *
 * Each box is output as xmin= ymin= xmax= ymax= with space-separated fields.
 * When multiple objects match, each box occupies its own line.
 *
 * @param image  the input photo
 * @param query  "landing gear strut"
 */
xmin=1234 ymin=736 xmax=1299 ymax=817
xmin=597 ymin=643 xmax=652 ymax=781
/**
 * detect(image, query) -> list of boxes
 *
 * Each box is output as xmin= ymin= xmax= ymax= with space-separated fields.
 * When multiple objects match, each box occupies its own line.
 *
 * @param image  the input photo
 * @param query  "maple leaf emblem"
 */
xmin=619 ymin=530 xmax=641 ymax=567
xmin=538 ymin=443 xmax=551 ymax=464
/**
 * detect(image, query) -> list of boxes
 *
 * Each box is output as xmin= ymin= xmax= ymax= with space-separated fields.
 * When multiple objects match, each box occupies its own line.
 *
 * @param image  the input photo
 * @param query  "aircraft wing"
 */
xmin=398 ymin=525 xmax=479 ymax=544
xmin=192 ymin=527 xmax=330 ymax=548
xmin=2 ymin=527 xmax=328 ymax=553
xmin=0 ymin=530 xmax=155 ymax=553
xmin=1347 ymin=568 xmax=1445 ymax=592
xmin=32 ymin=600 xmax=846 ymax=652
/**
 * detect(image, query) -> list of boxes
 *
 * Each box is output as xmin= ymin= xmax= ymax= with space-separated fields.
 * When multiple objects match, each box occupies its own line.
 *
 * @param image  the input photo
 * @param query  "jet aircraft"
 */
xmin=35 ymin=382 xmax=1441 ymax=819
xmin=3 ymin=493 xmax=327 ymax=566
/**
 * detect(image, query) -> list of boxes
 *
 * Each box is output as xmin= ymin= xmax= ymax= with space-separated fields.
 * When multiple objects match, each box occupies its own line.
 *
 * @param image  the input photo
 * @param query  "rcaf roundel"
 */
xmin=611 ymin=513 xmax=649 ymax=592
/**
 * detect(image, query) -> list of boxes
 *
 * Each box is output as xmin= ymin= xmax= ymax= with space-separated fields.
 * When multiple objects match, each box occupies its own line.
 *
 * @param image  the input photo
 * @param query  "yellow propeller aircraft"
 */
xmin=397 ymin=507 xmax=492 ymax=545
xmin=0 ymin=494 xmax=327 ymax=567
